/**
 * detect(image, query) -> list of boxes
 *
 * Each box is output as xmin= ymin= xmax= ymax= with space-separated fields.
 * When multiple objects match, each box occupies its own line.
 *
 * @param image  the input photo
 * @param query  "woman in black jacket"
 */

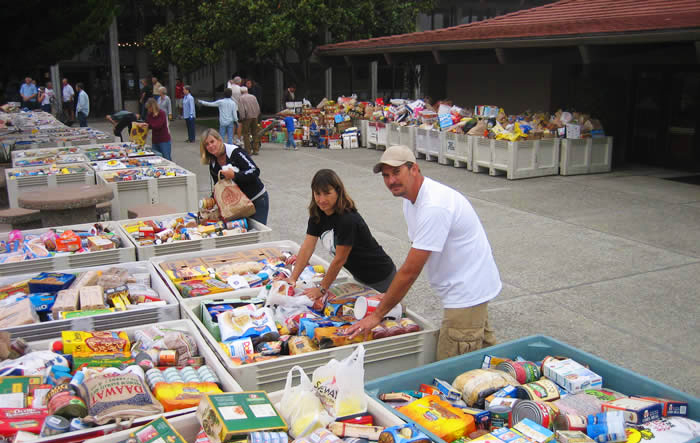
xmin=200 ymin=128 xmax=269 ymax=224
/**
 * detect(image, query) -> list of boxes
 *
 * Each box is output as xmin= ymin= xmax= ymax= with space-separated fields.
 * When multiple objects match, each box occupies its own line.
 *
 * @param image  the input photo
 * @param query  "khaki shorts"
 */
xmin=436 ymin=301 xmax=496 ymax=361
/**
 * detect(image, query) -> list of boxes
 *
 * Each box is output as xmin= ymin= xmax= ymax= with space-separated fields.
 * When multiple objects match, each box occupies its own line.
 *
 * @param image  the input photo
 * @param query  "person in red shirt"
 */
xmin=175 ymin=79 xmax=184 ymax=120
xmin=145 ymin=98 xmax=172 ymax=160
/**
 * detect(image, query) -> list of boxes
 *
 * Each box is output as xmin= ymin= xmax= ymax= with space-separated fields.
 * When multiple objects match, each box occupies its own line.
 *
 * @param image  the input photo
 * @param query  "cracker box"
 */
xmin=197 ymin=392 xmax=287 ymax=443
xmin=27 ymin=272 xmax=75 ymax=293
xmin=513 ymin=418 xmax=554 ymax=443
xmin=602 ymin=397 xmax=663 ymax=424
xmin=555 ymin=430 xmax=595 ymax=443
xmin=542 ymin=358 xmax=602 ymax=393
xmin=632 ymin=396 xmax=688 ymax=417
xmin=160 ymin=258 xmax=209 ymax=281
xmin=461 ymin=407 xmax=491 ymax=430
xmin=489 ymin=427 xmax=530 ymax=443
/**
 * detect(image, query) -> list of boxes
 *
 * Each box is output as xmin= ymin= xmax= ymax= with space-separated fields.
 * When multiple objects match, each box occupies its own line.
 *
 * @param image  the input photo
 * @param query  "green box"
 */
xmin=197 ymin=391 xmax=287 ymax=443
xmin=126 ymin=416 xmax=187 ymax=443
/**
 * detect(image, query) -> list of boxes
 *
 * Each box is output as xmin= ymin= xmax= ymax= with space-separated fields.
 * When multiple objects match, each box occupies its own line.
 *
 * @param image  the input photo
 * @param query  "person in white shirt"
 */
xmin=75 ymin=83 xmax=90 ymax=127
xmin=227 ymin=76 xmax=243 ymax=139
xmin=61 ymin=78 xmax=75 ymax=121
xmin=347 ymin=145 xmax=501 ymax=360
xmin=38 ymin=82 xmax=55 ymax=113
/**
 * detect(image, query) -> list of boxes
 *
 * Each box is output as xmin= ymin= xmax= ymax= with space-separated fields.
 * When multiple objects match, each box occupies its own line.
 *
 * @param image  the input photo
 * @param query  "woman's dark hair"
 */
xmin=308 ymin=169 xmax=356 ymax=222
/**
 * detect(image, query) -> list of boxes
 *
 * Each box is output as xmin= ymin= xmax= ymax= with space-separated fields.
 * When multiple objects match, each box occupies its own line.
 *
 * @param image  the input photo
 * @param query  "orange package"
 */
xmin=55 ymin=230 xmax=81 ymax=252
xmin=398 ymin=395 xmax=475 ymax=442
xmin=153 ymin=382 xmax=222 ymax=412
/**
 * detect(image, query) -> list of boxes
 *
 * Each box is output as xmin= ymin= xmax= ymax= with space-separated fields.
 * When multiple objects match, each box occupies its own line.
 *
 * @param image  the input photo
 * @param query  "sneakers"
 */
xmin=294 ymin=147 xmax=298 ymax=151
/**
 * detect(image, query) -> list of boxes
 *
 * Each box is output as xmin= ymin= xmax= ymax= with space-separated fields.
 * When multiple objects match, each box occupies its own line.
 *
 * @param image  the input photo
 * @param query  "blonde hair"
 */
xmin=145 ymin=98 xmax=159 ymax=115
xmin=200 ymin=128 xmax=223 ymax=164
xmin=159 ymin=87 xmax=167 ymax=95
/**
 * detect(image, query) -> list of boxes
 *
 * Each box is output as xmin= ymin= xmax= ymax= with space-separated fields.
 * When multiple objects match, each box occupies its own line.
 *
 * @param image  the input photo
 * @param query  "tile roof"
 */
xmin=318 ymin=0 xmax=700 ymax=53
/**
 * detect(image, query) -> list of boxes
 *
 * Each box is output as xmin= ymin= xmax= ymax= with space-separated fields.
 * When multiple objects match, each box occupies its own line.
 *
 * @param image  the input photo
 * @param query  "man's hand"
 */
xmin=345 ymin=313 xmax=382 ymax=340
xmin=302 ymin=287 xmax=324 ymax=300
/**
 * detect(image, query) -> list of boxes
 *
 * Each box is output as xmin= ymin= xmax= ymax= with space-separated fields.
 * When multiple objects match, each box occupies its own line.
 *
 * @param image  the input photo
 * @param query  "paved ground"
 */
xmin=89 ymin=119 xmax=700 ymax=395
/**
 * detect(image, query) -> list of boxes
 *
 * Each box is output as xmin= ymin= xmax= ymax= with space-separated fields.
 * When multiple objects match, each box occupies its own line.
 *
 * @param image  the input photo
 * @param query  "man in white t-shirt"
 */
xmin=62 ymin=78 xmax=75 ymax=121
xmin=347 ymin=145 xmax=501 ymax=360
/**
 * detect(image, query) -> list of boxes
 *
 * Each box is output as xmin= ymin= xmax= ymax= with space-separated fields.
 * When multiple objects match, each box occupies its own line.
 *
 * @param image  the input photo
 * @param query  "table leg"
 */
xmin=40 ymin=206 xmax=97 ymax=227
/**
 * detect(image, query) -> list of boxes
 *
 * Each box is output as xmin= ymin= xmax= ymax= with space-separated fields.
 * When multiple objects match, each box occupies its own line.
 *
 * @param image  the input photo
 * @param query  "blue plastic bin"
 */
xmin=366 ymin=335 xmax=699 ymax=443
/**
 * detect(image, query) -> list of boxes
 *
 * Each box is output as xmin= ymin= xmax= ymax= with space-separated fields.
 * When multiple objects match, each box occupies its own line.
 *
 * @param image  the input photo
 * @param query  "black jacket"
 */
xmin=210 ymin=144 xmax=265 ymax=200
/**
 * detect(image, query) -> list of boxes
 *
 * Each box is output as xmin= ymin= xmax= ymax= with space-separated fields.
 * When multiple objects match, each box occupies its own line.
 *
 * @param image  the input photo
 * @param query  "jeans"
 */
xmin=41 ymin=104 xmax=51 ymax=113
xmin=251 ymin=191 xmax=269 ymax=225
xmin=152 ymin=141 xmax=172 ymax=160
xmin=285 ymin=131 xmax=297 ymax=149
xmin=220 ymin=124 xmax=234 ymax=144
xmin=77 ymin=112 xmax=88 ymax=127
xmin=185 ymin=117 xmax=196 ymax=141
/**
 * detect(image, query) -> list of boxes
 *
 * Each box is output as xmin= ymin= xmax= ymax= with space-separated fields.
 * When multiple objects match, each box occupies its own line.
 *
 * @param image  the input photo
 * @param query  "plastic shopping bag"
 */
xmin=312 ymin=344 xmax=367 ymax=417
xmin=278 ymin=366 xmax=333 ymax=438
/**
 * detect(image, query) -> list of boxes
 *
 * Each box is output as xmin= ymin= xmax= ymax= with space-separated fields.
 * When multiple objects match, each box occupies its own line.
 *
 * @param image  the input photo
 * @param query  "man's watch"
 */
xmin=316 ymin=284 xmax=327 ymax=296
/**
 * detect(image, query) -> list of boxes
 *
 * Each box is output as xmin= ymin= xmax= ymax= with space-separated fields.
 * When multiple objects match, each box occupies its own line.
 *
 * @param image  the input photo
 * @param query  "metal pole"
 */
xmin=275 ymin=68 xmax=284 ymax=111
xmin=108 ymin=17 xmax=122 ymax=112
xmin=370 ymin=61 xmax=378 ymax=100
xmin=325 ymin=67 xmax=332 ymax=99
xmin=50 ymin=64 xmax=61 ymax=115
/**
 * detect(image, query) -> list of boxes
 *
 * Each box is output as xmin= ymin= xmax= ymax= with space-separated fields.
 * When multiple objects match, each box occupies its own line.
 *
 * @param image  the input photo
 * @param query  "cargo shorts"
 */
xmin=436 ymin=301 xmax=496 ymax=361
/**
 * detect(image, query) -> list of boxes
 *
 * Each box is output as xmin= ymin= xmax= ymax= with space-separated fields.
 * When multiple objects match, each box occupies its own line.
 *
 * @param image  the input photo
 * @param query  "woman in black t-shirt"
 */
xmin=288 ymin=169 xmax=396 ymax=299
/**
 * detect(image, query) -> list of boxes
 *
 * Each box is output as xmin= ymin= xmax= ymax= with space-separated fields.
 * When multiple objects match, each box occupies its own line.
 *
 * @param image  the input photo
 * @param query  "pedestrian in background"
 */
xmin=145 ymin=98 xmax=172 ymax=160
xmin=62 ymin=78 xmax=75 ymax=122
xmin=38 ymin=82 xmax=55 ymax=113
xmin=19 ymin=77 xmax=37 ymax=109
xmin=246 ymin=79 xmax=263 ymax=113
xmin=284 ymin=115 xmax=297 ymax=151
xmin=182 ymin=85 xmax=196 ymax=143
xmin=139 ymin=78 xmax=152 ymax=120
xmin=75 ymin=83 xmax=90 ymax=127
xmin=106 ymin=110 xmax=139 ymax=142
xmin=238 ymin=86 xmax=261 ymax=155
xmin=198 ymin=88 xmax=238 ymax=144
xmin=157 ymin=87 xmax=173 ymax=121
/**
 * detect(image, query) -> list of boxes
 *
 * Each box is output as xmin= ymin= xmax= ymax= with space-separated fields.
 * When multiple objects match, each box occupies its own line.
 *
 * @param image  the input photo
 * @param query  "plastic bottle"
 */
xmin=586 ymin=411 xmax=626 ymax=442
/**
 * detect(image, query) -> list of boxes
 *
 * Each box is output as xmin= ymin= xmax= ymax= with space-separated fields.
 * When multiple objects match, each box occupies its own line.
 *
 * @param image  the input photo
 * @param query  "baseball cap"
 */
xmin=372 ymin=145 xmax=416 ymax=173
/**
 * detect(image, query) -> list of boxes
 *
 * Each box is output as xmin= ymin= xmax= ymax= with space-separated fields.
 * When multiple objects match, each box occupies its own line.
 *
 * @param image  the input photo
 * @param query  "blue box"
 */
xmin=365 ymin=335 xmax=700 ymax=443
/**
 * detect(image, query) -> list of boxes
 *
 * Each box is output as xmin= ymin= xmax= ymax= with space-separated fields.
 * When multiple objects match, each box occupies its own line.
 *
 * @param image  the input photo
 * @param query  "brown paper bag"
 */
xmin=213 ymin=172 xmax=256 ymax=221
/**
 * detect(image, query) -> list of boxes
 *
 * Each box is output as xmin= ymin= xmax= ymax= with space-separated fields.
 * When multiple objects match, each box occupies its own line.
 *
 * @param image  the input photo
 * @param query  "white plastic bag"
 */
xmin=278 ymin=366 xmax=333 ymax=438
xmin=311 ymin=344 xmax=367 ymax=418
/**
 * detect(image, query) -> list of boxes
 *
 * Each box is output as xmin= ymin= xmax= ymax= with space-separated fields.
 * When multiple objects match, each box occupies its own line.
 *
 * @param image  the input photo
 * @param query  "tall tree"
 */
xmin=145 ymin=0 xmax=433 ymax=94
xmin=1 ymin=0 xmax=118 ymax=77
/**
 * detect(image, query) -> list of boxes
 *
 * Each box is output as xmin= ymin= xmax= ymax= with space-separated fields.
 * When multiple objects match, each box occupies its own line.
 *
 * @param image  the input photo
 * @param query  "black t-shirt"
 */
xmin=307 ymin=210 xmax=394 ymax=284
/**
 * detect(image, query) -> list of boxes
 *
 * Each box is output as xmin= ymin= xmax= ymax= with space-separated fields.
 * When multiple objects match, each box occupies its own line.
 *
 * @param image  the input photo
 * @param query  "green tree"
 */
xmin=145 ymin=0 xmax=433 ymax=94
xmin=1 ymin=0 xmax=118 ymax=77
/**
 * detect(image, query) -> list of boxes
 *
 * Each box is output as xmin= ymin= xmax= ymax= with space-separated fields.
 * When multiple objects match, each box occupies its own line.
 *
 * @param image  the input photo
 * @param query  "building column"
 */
xmin=325 ymin=67 xmax=332 ymax=99
xmin=50 ymin=65 xmax=61 ymax=114
xmin=414 ymin=65 xmax=422 ymax=99
xmin=370 ymin=61 xmax=378 ymax=100
xmin=108 ymin=18 xmax=122 ymax=112
xmin=275 ymin=68 xmax=284 ymax=111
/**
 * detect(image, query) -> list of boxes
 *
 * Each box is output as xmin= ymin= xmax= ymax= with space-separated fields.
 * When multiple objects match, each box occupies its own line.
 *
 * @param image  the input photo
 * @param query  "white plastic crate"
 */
xmin=560 ymin=137 xmax=613 ymax=175
xmin=10 ymin=147 xmax=88 ymax=167
xmin=182 ymin=291 xmax=438 ymax=392
xmin=387 ymin=122 xmax=401 ymax=147
xmin=398 ymin=125 xmax=417 ymax=154
xmin=86 ymin=389 xmax=403 ymax=443
xmin=472 ymin=136 xmax=494 ymax=173
xmin=88 ymin=156 xmax=176 ymax=172
xmin=0 ymin=221 xmax=135 ymax=277
xmin=96 ymin=169 xmax=159 ymax=220
xmin=33 ymin=319 xmax=241 ymax=443
xmin=415 ymin=128 xmax=430 ymax=157
xmin=5 ymin=163 xmax=96 ymax=208
xmin=416 ymin=129 xmax=444 ymax=163
xmin=119 ymin=214 xmax=273 ymax=260
xmin=367 ymin=122 xmax=378 ymax=148
xmin=0 ymin=262 xmax=179 ymax=341
xmin=156 ymin=172 xmax=198 ymax=213
xmin=375 ymin=122 xmax=388 ymax=150
xmin=485 ymin=138 xmax=560 ymax=179
xmin=151 ymin=240 xmax=351 ymax=303
xmin=443 ymin=132 xmax=471 ymax=169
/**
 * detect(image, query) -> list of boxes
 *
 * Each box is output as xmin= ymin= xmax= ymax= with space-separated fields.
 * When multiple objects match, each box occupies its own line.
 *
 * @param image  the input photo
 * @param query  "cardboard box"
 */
xmin=513 ymin=418 xmax=554 ymax=443
xmin=542 ymin=358 xmax=602 ymax=393
xmin=0 ymin=298 xmax=38 ymax=328
xmin=602 ymin=397 xmax=663 ymax=424
xmin=565 ymin=124 xmax=582 ymax=139
xmin=197 ymin=392 xmax=287 ymax=443
xmin=126 ymin=416 xmax=188 ymax=443
xmin=632 ymin=396 xmax=688 ymax=417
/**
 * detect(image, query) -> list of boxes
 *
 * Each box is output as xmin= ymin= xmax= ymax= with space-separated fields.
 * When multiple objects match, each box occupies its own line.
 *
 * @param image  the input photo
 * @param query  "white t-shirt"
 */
xmin=403 ymin=177 xmax=501 ymax=308
xmin=229 ymin=84 xmax=242 ymax=106
xmin=62 ymin=84 xmax=74 ymax=102
xmin=41 ymin=88 xmax=54 ymax=106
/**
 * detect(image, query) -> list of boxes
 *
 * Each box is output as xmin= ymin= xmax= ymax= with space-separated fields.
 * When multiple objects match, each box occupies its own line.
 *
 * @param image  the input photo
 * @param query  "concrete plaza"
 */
xmin=92 ymin=118 xmax=700 ymax=396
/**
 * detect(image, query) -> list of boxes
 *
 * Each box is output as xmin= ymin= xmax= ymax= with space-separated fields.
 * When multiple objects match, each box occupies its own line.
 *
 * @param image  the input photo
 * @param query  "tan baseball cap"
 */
xmin=372 ymin=145 xmax=416 ymax=173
